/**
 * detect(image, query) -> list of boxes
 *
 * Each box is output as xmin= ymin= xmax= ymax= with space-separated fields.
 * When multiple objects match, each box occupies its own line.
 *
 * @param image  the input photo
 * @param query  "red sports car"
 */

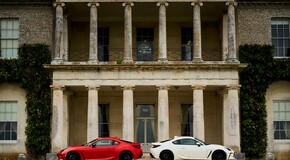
xmin=57 ymin=137 xmax=143 ymax=160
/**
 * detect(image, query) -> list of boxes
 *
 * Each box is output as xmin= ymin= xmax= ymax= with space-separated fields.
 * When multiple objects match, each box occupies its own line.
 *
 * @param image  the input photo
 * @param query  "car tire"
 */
xmin=119 ymin=151 xmax=133 ymax=160
xmin=160 ymin=150 xmax=174 ymax=160
xmin=212 ymin=150 xmax=226 ymax=160
xmin=66 ymin=152 xmax=80 ymax=160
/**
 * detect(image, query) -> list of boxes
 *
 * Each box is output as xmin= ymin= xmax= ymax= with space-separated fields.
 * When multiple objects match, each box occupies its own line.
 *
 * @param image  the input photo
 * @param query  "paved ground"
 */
xmin=138 ymin=153 xmax=156 ymax=160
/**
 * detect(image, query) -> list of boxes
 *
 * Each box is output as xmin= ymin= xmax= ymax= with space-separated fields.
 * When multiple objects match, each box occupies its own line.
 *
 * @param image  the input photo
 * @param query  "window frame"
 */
xmin=181 ymin=104 xmax=193 ymax=136
xmin=99 ymin=104 xmax=110 ymax=137
xmin=271 ymin=18 xmax=290 ymax=58
xmin=273 ymin=100 xmax=290 ymax=140
xmin=181 ymin=27 xmax=193 ymax=61
xmin=0 ymin=101 xmax=18 ymax=143
xmin=0 ymin=19 xmax=19 ymax=59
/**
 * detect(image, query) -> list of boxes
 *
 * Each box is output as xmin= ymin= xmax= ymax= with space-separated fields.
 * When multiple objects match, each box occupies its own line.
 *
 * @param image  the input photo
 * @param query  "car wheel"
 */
xmin=119 ymin=151 xmax=133 ymax=160
xmin=160 ymin=150 xmax=174 ymax=160
xmin=212 ymin=150 xmax=226 ymax=160
xmin=66 ymin=152 xmax=80 ymax=160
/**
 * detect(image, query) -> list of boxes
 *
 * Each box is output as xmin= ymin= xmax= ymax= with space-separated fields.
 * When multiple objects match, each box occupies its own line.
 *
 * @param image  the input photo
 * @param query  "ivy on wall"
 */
xmin=0 ymin=44 xmax=51 ymax=158
xmin=239 ymin=44 xmax=290 ymax=158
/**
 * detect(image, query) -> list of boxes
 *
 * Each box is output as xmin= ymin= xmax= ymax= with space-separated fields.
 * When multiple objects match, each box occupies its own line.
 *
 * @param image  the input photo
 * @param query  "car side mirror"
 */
xmin=91 ymin=143 xmax=96 ymax=148
xmin=196 ymin=142 xmax=202 ymax=147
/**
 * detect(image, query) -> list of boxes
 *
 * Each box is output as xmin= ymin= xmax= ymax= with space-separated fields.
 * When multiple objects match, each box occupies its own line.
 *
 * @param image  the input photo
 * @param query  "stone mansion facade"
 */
xmin=0 ymin=0 xmax=289 ymax=158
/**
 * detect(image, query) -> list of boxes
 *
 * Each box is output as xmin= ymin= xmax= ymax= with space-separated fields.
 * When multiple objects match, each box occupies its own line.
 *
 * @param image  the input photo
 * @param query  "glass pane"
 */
xmin=13 ymin=30 xmax=19 ymax=38
xmin=1 ymin=21 xmax=7 ymax=29
xmin=272 ymin=28 xmax=277 ymax=37
xmin=1 ymin=40 xmax=7 ymax=48
xmin=13 ymin=21 xmax=19 ymax=29
xmin=7 ymin=40 xmax=13 ymax=48
xmin=136 ymin=119 xmax=145 ymax=143
xmin=0 ymin=113 xmax=5 ymax=121
xmin=278 ymin=28 xmax=284 ymax=37
xmin=7 ymin=30 xmax=13 ymax=38
xmin=146 ymin=119 xmax=155 ymax=143
xmin=286 ymin=112 xmax=290 ymax=121
xmin=1 ymin=30 xmax=7 ymax=38
xmin=280 ymin=102 xmax=286 ymax=111
xmin=0 ymin=122 xmax=4 ymax=130
xmin=7 ymin=21 xmax=13 ymax=29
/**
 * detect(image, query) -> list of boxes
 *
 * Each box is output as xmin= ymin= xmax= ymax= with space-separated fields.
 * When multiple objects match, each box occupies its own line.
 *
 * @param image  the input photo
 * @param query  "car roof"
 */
xmin=97 ymin=137 xmax=119 ymax=140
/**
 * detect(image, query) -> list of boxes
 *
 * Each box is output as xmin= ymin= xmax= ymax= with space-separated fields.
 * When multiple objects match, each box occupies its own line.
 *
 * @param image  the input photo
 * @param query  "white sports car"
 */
xmin=150 ymin=136 xmax=236 ymax=160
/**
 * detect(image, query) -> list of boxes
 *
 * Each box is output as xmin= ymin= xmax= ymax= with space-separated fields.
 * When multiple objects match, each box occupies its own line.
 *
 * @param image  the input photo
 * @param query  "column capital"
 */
xmin=191 ymin=2 xmax=203 ymax=7
xmin=122 ymin=2 xmax=134 ymax=7
xmin=50 ymin=85 xmax=65 ymax=90
xmin=157 ymin=2 xmax=169 ymax=7
xmin=226 ymin=1 xmax=238 ymax=7
xmin=121 ymin=85 xmax=135 ymax=90
xmin=226 ymin=84 xmax=241 ymax=90
xmin=86 ymin=85 xmax=100 ymax=90
xmin=88 ymin=2 xmax=100 ymax=7
xmin=53 ymin=2 xmax=65 ymax=7
xmin=191 ymin=84 xmax=206 ymax=90
xmin=156 ymin=85 xmax=171 ymax=90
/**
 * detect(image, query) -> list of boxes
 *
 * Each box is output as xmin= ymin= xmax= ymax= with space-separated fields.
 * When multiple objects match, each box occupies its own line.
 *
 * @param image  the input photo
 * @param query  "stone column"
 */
xmin=157 ymin=85 xmax=170 ymax=141
xmin=223 ymin=84 xmax=241 ymax=152
xmin=52 ymin=3 xmax=65 ymax=64
xmin=226 ymin=2 xmax=238 ymax=62
xmin=51 ymin=85 xmax=65 ymax=152
xmin=191 ymin=2 xmax=203 ymax=62
xmin=191 ymin=84 xmax=205 ymax=141
xmin=222 ymin=14 xmax=228 ymax=61
xmin=63 ymin=90 xmax=72 ymax=148
xmin=86 ymin=85 xmax=100 ymax=142
xmin=88 ymin=3 xmax=100 ymax=64
xmin=122 ymin=2 xmax=134 ymax=63
xmin=122 ymin=85 xmax=135 ymax=141
xmin=63 ymin=15 xmax=68 ymax=62
xmin=157 ymin=2 xmax=169 ymax=63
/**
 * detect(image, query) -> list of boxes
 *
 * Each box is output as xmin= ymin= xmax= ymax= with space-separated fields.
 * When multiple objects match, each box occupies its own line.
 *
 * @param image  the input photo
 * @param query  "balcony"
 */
xmin=68 ymin=48 xmax=221 ymax=63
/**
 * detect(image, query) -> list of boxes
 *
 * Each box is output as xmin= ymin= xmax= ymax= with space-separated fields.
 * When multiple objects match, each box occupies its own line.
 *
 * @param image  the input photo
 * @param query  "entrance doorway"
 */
xmin=135 ymin=104 xmax=156 ymax=152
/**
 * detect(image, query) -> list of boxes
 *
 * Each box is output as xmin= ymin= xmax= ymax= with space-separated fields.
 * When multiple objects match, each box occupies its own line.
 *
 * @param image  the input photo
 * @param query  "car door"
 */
xmin=82 ymin=139 xmax=115 ymax=159
xmin=173 ymin=138 xmax=207 ymax=159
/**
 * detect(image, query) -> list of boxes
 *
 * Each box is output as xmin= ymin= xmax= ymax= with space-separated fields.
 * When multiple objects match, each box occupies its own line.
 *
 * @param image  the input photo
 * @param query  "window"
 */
xmin=98 ymin=28 xmax=109 ymax=61
xmin=136 ymin=28 xmax=154 ymax=61
xmin=99 ymin=104 xmax=109 ymax=137
xmin=95 ymin=139 xmax=112 ymax=146
xmin=181 ymin=28 xmax=193 ymax=60
xmin=0 ymin=19 xmax=19 ymax=58
xmin=273 ymin=101 xmax=290 ymax=140
xmin=271 ymin=18 xmax=290 ymax=57
xmin=0 ymin=102 xmax=17 ymax=141
xmin=173 ymin=138 xmax=197 ymax=145
xmin=181 ymin=104 xmax=193 ymax=136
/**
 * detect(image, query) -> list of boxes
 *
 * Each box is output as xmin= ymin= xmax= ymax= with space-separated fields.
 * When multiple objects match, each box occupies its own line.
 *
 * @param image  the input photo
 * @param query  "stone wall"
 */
xmin=237 ymin=4 xmax=290 ymax=45
xmin=0 ymin=4 xmax=54 ymax=48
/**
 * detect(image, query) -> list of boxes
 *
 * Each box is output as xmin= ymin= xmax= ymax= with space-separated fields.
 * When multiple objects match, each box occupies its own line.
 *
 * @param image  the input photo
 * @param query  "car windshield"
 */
xmin=85 ymin=139 xmax=98 ymax=146
xmin=194 ymin=138 xmax=208 ymax=145
xmin=160 ymin=138 xmax=173 ymax=143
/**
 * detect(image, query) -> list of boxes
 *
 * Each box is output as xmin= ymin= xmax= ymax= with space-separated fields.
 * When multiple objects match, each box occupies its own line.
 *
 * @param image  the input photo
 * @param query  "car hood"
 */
xmin=206 ymin=144 xmax=233 ymax=152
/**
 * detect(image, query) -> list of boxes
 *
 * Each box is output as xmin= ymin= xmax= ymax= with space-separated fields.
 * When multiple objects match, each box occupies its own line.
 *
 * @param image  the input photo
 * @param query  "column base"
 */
xmin=88 ymin=59 xmax=99 ymax=64
xmin=226 ymin=58 xmax=240 ymax=63
xmin=51 ymin=59 xmax=63 ymax=65
xmin=122 ymin=59 xmax=134 ymax=64
xmin=192 ymin=58 xmax=203 ymax=63
xmin=158 ymin=58 xmax=168 ymax=64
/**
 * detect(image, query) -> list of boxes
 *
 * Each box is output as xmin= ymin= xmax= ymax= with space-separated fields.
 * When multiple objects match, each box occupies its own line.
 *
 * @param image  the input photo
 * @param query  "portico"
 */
xmin=48 ymin=64 xmax=242 ymax=152
xmin=47 ymin=0 xmax=244 ymax=154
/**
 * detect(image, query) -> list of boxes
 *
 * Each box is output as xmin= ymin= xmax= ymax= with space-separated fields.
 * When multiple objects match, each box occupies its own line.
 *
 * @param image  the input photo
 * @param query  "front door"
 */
xmin=135 ymin=104 xmax=156 ymax=152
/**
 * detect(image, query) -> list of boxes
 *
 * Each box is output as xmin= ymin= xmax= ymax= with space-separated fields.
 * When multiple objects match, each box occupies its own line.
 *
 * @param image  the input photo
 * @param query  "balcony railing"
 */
xmin=68 ymin=48 xmax=221 ymax=62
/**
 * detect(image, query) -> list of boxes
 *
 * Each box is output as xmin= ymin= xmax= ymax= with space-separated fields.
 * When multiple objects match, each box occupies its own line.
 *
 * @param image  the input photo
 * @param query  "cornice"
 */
xmin=44 ymin=62 xmax=247 ymax=71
